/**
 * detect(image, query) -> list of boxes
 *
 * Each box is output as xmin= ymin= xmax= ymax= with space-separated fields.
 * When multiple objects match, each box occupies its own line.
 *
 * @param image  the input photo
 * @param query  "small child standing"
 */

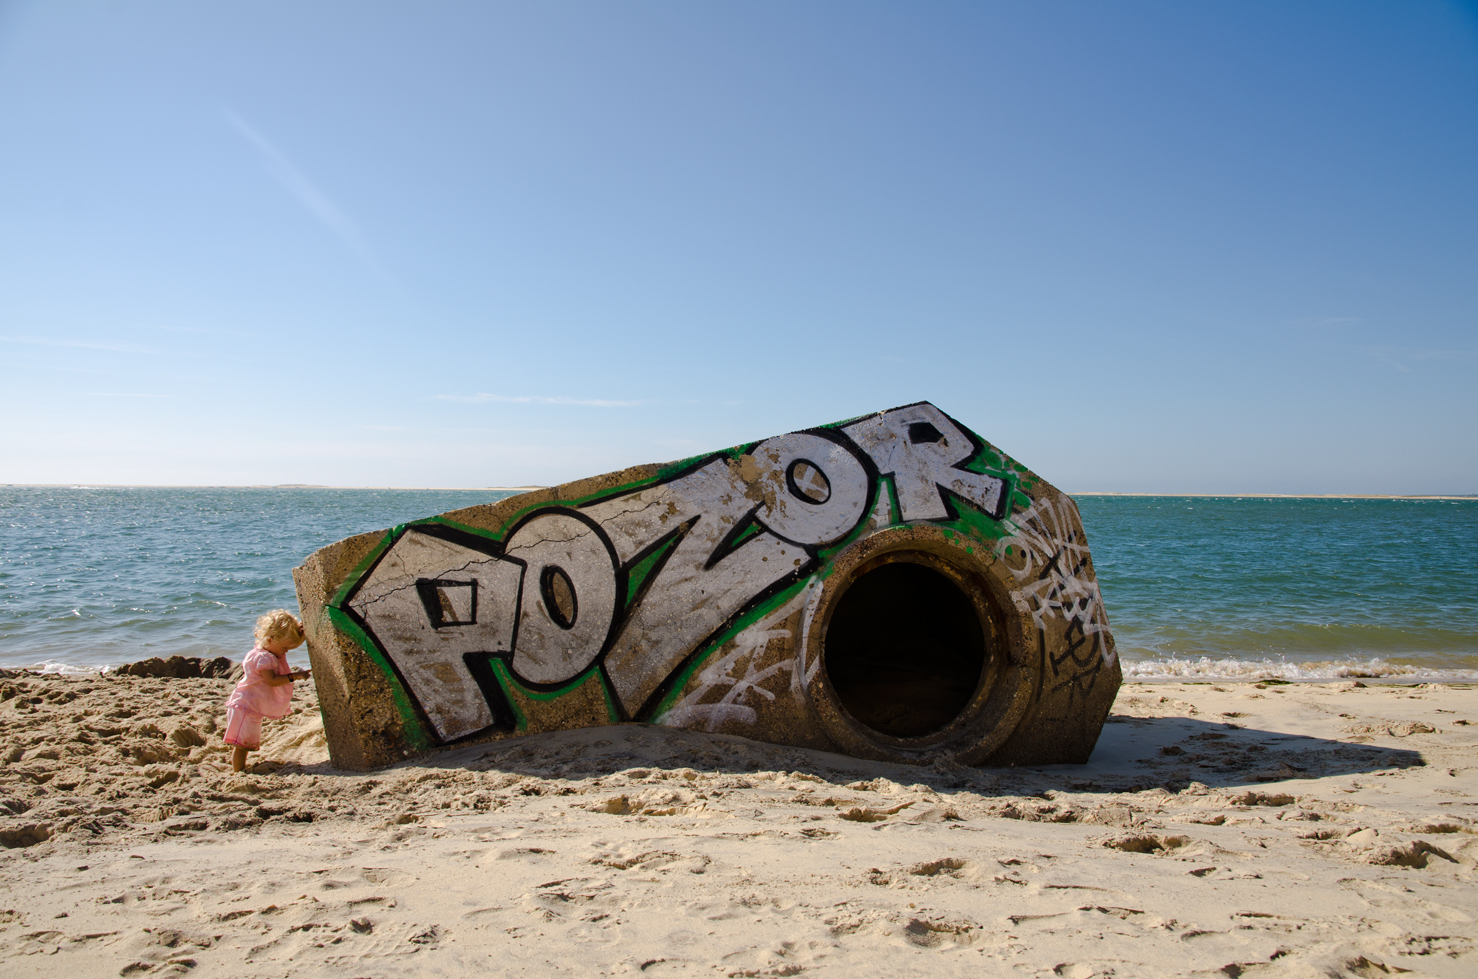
xmin=224 ymin=609 xmax=312 ymax=773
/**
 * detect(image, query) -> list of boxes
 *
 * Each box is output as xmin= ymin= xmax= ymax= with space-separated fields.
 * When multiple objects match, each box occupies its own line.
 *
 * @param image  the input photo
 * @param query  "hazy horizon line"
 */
xmin=3 ymin=484 xmax=1474 ymax=500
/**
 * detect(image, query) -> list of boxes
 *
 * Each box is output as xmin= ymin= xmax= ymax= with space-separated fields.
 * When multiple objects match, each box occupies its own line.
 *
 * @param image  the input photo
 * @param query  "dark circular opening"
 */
xmin=823 ymin=561 xmax=987 ymax=738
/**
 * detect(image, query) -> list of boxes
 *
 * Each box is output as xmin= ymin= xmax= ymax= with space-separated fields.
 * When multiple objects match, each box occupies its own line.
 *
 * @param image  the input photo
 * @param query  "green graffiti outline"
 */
xmin=487 ymin=659 xmax=621 ymax=734
xmin=623 ymin=528 xmax=686 ymax=613
xmin=325 ymin=604 xmax=434 ymax=751
xmin=645 ymin=576 xmax=813 ymax=723
xmin=329 ymin=524 xmax=402 ymax=609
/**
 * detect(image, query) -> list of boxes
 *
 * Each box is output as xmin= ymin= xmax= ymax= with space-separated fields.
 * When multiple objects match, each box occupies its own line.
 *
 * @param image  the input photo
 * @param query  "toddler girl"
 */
xmin=224 ymin=609 xmax=312 ymax=773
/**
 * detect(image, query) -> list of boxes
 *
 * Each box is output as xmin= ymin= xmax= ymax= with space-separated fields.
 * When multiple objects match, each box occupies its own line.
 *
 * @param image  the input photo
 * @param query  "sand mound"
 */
xmin=111 ymin=656 xmax=238 ymax=679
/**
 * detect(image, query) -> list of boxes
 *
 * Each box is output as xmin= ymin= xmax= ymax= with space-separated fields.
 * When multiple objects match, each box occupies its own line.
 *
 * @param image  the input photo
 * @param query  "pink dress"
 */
xmin=225 ymin=647 xmax=295 ymax=718
xmin=223 ymin=647 xmax=293 ymax=750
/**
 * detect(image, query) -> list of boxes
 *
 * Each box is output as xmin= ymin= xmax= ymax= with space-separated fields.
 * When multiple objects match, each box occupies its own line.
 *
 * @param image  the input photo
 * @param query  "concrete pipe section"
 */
xmin=294 ymin=402 xmax=1121 ymax=770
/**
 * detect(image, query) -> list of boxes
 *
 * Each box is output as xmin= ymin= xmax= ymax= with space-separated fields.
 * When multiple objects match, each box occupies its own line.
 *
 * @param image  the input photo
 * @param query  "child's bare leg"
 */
xmin=232 ymin=745 xmax=249 ymax=773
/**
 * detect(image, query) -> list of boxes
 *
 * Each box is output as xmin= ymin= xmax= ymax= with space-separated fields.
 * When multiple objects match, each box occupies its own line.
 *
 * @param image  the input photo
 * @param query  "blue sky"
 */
xmin=1 ymin=1 xmax=1475 ymax=493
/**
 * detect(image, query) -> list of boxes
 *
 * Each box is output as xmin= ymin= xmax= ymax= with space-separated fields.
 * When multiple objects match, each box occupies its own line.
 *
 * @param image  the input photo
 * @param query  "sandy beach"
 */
xmin=1 ymin=673 xmax=1474 ymax=978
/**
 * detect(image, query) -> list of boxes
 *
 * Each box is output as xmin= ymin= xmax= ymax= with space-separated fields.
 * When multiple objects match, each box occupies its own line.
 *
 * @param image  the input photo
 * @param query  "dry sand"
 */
xmin=1 ymin=672 xmax=1474 ymax=978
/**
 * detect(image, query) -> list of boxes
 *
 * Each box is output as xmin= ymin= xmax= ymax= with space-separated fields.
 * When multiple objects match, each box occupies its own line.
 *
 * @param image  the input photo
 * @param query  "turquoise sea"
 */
xmin=1 ymin=487 xmax=1475 ymax=680
xmin=1076 ymin=495 xmax=1477 ymax=680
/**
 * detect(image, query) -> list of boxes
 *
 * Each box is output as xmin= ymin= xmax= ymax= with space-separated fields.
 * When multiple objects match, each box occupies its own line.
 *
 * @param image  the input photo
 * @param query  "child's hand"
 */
xmin=294 ymin=669 xmax=312 ymax=681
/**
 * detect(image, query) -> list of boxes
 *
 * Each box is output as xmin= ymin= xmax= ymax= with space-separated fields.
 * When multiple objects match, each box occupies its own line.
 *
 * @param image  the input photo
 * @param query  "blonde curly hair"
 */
xmin=254 ymin=609 xmax=304 ymax=647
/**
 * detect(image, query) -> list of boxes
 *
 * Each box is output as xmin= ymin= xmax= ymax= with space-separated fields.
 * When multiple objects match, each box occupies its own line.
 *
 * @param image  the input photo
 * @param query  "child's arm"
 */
xmin=257 ymin=669 xmax=311 ymax=687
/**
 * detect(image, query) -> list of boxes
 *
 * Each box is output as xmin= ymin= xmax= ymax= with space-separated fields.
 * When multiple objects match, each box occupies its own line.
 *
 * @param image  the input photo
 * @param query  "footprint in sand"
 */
xmin=909 ymin=857 xmax=967 ymax=878
xmin=1052 ymin=964 xmax=1116 ymax=979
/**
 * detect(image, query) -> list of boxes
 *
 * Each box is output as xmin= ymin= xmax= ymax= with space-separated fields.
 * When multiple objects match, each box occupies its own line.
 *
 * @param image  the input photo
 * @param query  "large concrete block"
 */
xmin=293 ymin=402 xmax=1121 ymax=770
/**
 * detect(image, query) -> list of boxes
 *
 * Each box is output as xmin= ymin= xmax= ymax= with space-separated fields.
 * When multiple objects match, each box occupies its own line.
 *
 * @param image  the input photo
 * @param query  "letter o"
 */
xmin=504 ymin=512 xmax=618 ymax=685
xmin=750 ymin=433 xmax=870 ymax=546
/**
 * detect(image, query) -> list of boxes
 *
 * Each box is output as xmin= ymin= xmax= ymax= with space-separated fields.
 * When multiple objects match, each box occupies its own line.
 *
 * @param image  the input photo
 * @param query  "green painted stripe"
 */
xmin=653 ymin=443 xmax=753 ymax=483
xmin=722 ymin=516 xmax=765 ymax=554
xmin=488 ymin=659 xmax=530 ymax=733
xmin=488 ymin=660 xmax=620 ymax=730
xmin=421 ymin=515 xmax=507 ymax=541
xmin=488 ymin=455 xmax=728 ymax=538
xmin=885 ymin=474 xmax=902 ymax=528
xmin=624 ymin=531 xmax=684 ymax=612
xmin=328 ymin=526 xmax=401 ymax=609
xmin=325 ymin=604 xmax=433 ymax=751
xmin=645 ymin=577 xmax=810 ymax=723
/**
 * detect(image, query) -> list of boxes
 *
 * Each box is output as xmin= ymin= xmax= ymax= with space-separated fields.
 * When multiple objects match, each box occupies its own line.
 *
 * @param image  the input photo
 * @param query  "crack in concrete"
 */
xmin=353 ymin=557 xmax=504 ymax=611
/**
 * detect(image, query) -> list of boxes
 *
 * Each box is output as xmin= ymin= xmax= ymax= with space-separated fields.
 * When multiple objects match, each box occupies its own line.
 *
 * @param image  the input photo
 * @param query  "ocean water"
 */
xmin=1 ymin=487 xmax=1475 ymax=681
xmin=0 ymin=487 xmax=515 ymax=672
xmin=1076 ymin=495 xmax=1478 ymax=681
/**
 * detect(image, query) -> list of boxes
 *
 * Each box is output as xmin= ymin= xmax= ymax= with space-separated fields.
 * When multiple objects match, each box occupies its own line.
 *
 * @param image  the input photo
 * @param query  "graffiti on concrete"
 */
xmin=659 ymin=588 xmax=811 ymax=733
xmin=332 ymin=402 xmax=1024 ymax=745
xmin=992 ymin=495 xmax=1115 ymax=705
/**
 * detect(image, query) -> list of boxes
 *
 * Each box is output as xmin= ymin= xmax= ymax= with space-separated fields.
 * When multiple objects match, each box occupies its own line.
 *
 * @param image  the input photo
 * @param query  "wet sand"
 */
xmin=1 ymin=673 xmax=1474 ymax=977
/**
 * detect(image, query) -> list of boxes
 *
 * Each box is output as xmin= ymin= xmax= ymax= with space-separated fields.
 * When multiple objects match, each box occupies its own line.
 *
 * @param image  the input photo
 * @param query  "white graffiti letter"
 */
xmin=583 ymin=458 xmax=801 ymax=715
xmin=505 ymin=512 xmax=619 ymax=685
xmin=347 ymin=529 xmax=521 ymax=741
xmin=748 ymin=432 xmax=870 ymax=547
xmin=843 ymin=403 xmax=1006 ymax=521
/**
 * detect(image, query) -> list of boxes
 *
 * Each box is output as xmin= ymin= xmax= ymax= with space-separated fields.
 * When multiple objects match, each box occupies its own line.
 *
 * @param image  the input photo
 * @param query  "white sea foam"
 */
xmin=24 ymin=660 xmax=116 ymax=675
xmin=10 ymin=654 xmax=307 ymax=675
xmin=1121 ymin=655 xmax=1478 ymax=682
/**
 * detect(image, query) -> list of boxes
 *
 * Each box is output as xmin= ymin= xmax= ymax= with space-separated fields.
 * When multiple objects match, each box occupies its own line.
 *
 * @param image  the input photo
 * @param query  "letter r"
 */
xmin=843 ymin=403 xmax=1008 ymax=522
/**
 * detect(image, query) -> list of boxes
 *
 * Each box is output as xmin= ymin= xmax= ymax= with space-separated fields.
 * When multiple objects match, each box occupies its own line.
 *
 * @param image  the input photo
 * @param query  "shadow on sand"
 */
xmin=261 ymin=711 xmax=1425 ymax=799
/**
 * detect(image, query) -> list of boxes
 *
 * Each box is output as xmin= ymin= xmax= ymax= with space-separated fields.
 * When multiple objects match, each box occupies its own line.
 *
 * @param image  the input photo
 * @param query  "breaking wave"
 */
xmin=1120 ymin=655 xmax=1478 ymax=682
xmin=16 ymin=660 xmax=116 ymax=675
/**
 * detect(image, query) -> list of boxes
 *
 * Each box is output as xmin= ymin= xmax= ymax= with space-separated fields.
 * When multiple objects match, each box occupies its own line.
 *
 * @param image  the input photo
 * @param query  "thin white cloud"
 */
xmin=436 ymin=393 xmax=643 ymax=408
xmin=81 ymin=392 xmax=174 ymax=399
xmin=1359 ymin=345 xmax=1475 ymax=373
xmin=0 ymin=335 xmax=152 ymax=353
xmin=0 ymin=360 xmax=108 ymax=375
xmin=225 ymin=110 xmax=392 ymax=282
